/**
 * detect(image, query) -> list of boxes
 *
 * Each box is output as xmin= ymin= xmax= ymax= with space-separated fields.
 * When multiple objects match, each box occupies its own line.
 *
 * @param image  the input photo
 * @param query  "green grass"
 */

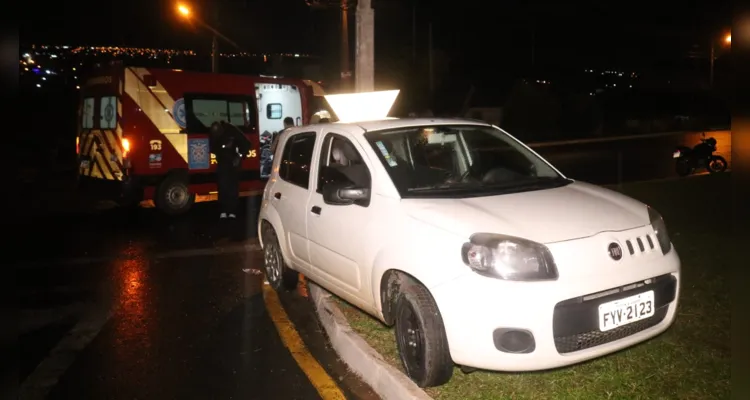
xmin=334 ymin=174 xmax=732 ymax=400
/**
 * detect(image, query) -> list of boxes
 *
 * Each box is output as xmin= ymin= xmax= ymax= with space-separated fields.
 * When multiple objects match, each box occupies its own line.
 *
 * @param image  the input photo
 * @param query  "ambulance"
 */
xmin=76 ymin=61 xmax=324 ymax=215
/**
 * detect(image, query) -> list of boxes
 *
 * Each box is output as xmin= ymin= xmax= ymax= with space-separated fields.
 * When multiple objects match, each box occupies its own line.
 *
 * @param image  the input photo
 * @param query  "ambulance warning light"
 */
xmin=324 ymin=90 xmax=399 ymax=123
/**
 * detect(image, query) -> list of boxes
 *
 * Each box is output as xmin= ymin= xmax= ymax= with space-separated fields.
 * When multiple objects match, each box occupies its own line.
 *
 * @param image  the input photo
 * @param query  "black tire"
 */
xmin=155 ymin=174 xmax=194 ymax=216
xmin=261 ymin=225 xmax=299 ymax=291
xmin=394 ymin=282 xmax=453 ymax=388
xmin=707 ymin=156 xmax=728 ymax=173
xmin=675 ymin=158 xmax=692 ymax=177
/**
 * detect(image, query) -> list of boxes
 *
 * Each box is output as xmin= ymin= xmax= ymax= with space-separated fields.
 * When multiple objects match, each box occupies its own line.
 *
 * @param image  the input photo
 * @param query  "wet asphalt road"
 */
xmin=12 ymin=129 xmax=731 ymax=400
xmin=14 ymin=201 xmax=379 ymax=400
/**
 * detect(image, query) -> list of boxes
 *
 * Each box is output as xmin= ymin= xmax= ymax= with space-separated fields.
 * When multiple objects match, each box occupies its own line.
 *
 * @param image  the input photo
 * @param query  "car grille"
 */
xmin=552 ymin=274 xmax=677 ymax=354
xmin=624 ymin=234 xmax=656 ymax=256
xmin=554 ymin=307 xmax=668 ymax=353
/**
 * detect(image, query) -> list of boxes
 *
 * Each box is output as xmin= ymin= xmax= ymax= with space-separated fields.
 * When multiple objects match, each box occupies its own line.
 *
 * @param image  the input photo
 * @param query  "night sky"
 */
xmin=21 ymin=0 xmax=730 ymax=69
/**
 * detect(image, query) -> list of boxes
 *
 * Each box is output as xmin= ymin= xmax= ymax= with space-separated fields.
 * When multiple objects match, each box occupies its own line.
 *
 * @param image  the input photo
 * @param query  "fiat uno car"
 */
xmin=257 ymin=116 xmax=680 ymax=388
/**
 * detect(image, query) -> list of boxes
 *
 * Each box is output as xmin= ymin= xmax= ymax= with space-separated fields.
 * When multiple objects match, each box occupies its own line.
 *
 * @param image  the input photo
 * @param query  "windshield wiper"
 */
xmin=407 ymin=177 xmax=570 ymax=193
xmin=481 ymin=176 xmax=571 ymax=191
xmin=408 ymin=183 xmax=470 ymax=192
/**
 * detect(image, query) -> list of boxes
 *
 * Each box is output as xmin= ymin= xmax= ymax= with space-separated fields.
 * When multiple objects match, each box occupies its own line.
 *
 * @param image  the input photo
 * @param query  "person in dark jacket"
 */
xmin=209 ymin=121 xmax=251 ymax=219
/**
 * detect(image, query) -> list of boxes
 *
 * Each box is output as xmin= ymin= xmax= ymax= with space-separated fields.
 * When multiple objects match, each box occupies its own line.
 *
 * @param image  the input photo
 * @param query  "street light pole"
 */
xmin=710 ymin=33 xmax=731 ymax=89
xmin=428 ymin=22 xmax=433 ymax=95
xmin=177 ymin=3 xmax=241 ymax=74
xmin=341 ymin=0 xmax=351 ymax=89
xmin=355 ymin=0 xmax=375 ymax=92
xmin=305 ymin=1 xmax=355 ymax=90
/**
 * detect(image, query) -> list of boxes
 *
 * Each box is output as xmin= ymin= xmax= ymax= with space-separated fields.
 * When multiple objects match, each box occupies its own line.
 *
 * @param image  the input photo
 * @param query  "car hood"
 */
xmin=401 ymin=181 xmax=649 ymax=244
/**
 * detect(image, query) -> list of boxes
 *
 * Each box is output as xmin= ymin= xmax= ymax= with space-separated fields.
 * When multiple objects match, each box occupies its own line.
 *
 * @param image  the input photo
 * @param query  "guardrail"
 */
xmin=524 ymin=129 xmax=732 ymax=187
xmin=525 ymin=128 xmax=729 ymax=148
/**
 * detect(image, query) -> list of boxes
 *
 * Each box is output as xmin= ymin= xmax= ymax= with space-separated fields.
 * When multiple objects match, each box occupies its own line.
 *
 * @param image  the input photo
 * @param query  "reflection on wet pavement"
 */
xmin=17 ymin=197 xmax=378 ymax=400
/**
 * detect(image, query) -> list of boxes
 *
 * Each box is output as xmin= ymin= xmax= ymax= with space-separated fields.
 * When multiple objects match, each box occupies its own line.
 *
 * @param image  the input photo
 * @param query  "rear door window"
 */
xmin=100 ymin=96 xmax=117 ymax=129
xmin=82 ymin=97 xmax=96 ymax=129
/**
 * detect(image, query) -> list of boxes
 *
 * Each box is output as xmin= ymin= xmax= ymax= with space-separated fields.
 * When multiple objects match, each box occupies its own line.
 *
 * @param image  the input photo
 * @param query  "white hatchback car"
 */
xmin=258 ymin=117 xmax=680 ymax=388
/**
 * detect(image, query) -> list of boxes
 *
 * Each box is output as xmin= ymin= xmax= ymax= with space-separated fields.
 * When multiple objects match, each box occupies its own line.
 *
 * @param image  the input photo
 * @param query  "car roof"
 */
xmin=288 ymin=117 xmax=493 ymax=137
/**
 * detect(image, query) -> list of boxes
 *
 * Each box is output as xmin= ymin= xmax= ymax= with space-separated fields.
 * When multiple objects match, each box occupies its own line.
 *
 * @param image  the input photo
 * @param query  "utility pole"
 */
xmin=355 ymin=0 xmax=375 ymax=92
xmin=530 ymin=22 xmax=536 ymax=68
xmin=340 ymin=0 xmax=352 ymax=90
xmin=412 ymin=3 xmax=417 ymax=63
xmin=428 ymin=22 xmax=433 ymax=95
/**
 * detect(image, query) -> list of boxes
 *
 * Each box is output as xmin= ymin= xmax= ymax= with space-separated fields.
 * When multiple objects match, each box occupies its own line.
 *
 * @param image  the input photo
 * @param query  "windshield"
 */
xmin=364 ymin=124 xmax=569 ymax=198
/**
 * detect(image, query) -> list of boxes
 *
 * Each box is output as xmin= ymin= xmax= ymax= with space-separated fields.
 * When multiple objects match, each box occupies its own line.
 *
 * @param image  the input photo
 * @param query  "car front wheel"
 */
xmin=394 ymin=282 xmax=453 ymax=388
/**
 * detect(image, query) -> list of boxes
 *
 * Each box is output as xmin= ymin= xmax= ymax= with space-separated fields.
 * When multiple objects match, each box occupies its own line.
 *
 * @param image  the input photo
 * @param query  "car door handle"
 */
xmin=311 ymin=206 xmax=321 ymax=215
xmin=274 ymin=192 xmax=281 ymax=199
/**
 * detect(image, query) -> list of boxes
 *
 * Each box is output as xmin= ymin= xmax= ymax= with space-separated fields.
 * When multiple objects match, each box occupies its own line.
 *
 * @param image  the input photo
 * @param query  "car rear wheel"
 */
xmin=394 ymin=282 xmax=453 ymax=388
xmin=262 ymin=225 xmax=299 ymax=291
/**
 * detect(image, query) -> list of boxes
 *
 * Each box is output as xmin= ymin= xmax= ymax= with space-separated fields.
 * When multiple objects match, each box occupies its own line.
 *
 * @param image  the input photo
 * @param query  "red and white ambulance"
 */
xmin=77 ymin=61 xmax=322 ymax=215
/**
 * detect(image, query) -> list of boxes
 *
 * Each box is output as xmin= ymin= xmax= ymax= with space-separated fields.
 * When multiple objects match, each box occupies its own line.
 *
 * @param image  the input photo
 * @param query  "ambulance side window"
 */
xmin=267 ymin=104 xmax=282 ymax=119
xmin=184 ymin=93 xmax=256 ymax=134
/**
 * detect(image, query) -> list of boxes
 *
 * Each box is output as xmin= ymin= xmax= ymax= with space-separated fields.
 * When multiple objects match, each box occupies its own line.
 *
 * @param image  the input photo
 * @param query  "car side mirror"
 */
xmin=322 ymin=181 xmax=370 ymax=206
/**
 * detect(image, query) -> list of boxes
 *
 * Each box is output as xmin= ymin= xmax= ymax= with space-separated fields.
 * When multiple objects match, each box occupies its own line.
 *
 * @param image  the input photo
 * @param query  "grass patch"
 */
xmin=334 ymin=174 xmax=732 ymax=400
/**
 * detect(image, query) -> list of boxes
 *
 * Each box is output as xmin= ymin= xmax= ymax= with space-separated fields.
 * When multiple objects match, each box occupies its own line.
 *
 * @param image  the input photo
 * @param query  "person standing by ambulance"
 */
xmin=270 ymin=116 xmax=295 ymax=155
xmin=210 ymin=121 xmax=251 ymax=219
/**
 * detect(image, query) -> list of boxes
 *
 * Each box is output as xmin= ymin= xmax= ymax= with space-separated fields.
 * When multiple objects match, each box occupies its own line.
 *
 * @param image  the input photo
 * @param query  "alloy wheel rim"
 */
xmin=264 ymin=243 xmax=282 ymax=284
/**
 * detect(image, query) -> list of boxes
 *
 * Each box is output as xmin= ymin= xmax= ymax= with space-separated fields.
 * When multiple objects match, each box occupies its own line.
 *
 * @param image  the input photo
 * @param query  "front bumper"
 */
xmin=551 ymin=274 xmax=676 ymax=354
xmin=430 ymin=233 xmax=681 ymax=371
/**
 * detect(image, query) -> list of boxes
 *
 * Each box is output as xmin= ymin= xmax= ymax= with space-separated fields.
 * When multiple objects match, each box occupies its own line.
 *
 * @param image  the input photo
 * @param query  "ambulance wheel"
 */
xmin=156 ymin=174 xmax=194 ymax=216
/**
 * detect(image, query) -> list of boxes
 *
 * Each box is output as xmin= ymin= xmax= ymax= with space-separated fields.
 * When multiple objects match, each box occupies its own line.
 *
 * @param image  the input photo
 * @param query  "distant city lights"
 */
xmin=20 ymin=44 xmax=318 ymax=92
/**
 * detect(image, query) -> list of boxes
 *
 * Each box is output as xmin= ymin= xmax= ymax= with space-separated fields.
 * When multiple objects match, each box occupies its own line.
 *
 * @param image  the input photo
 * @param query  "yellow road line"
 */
xmin=262 ymin=284 xmax=346 ymax=400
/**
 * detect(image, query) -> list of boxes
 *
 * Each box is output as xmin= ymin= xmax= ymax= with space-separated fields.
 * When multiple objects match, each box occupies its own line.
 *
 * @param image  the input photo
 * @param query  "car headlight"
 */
xmin=648 ymin=206 xmax=672 ymax=255
xmin=460 ymin=233 xmax=558 ymax=281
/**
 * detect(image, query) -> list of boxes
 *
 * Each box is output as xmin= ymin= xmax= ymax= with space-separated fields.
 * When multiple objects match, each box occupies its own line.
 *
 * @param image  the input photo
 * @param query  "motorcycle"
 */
xmin=672 ymin=133 xmax=728 ymax=177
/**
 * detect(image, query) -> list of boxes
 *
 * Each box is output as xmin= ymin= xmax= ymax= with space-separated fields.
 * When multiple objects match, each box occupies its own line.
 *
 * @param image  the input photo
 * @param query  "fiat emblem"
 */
xmin=608 ymin=242 xmax=623 ymax=261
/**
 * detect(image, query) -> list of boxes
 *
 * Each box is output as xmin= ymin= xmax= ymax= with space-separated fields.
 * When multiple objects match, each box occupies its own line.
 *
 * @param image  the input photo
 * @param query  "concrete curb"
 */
xmin=308 ymin=282 xmax=433 ymax=400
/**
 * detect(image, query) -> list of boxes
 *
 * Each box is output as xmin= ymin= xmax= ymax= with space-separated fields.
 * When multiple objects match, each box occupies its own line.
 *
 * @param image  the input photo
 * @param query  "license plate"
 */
xmin=598 ymin=290 xmax=655 ymax=332
xmin=672 ymin=151 xmax=681 ymax=158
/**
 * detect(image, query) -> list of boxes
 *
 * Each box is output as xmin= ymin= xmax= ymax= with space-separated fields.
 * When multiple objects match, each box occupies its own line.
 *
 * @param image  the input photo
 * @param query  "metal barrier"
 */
xmin=524 ymin=129 xmax=732 ymax=187
xmin=526 ymin=128 xmax=728 ymax=149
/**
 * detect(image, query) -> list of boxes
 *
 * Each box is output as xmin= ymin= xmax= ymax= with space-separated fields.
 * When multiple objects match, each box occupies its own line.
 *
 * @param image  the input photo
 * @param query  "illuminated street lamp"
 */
xmin=709 ymin=31 xmax=731 ymax=88
xmin=176 ymin=2 xmax=239 ymax=73
xmin=177 ymin=4 xmax=190 ymax=17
